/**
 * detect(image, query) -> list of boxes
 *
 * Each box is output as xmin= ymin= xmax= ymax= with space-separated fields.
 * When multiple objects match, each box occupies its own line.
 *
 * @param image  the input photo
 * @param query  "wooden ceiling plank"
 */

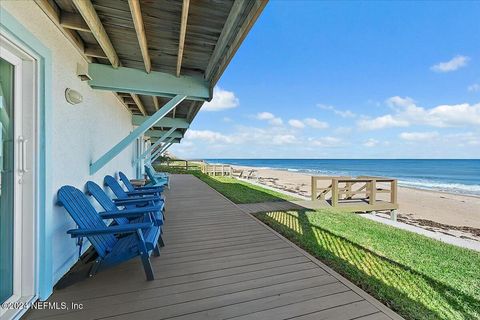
xmin=176 ymin=0 xmax=190 ymax=77
xmin=130 ymin=93 xmax=147 ymax=116
xmin=72 ymin=0 xmax=120 ymax=68
xmin=128 ymin=0 xmax=152 ymax=73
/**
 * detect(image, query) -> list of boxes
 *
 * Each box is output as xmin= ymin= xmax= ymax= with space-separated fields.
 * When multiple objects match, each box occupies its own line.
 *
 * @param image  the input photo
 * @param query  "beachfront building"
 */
xmin=0 ymin=1 xmax=266 ymax=318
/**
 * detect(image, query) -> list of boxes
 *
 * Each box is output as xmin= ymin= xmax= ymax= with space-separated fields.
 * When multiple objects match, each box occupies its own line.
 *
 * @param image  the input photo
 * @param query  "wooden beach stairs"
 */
xmin=25 ymin=174 xmax=402 ymax=320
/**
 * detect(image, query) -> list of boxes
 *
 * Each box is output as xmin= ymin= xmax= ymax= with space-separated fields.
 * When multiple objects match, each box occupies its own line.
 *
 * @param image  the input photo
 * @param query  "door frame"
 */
xmin=0 ymin=32 xmax=38 ymax=319
xmin=1 ymin=7 xmax=54 ymax=315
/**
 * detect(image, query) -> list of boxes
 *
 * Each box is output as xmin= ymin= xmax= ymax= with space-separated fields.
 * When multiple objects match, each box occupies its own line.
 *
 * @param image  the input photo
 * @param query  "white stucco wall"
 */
xmin=1 ymin=2 xmax=137 ymax=284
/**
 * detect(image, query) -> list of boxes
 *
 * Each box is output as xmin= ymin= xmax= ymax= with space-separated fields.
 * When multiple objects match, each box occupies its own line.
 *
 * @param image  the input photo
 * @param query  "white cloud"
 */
xmin=288 ymin=119 xmax=305 ymax=128
xmin=431 ymin=55 xmax=470 ymax=73
xmin=399 ymin=131 xmax=439 ymax=141
xmin=358 ymin=115 xmax=409 ymax=130
xmin=445 ymin=132 xmax=480 ymax=146
xmin=468 ymin=84 xmax=480 ymax=92
xmin=304 ymin=118 xmax=329 ymax=129
xmin=255 ymin=112 xmax=283 ymax=125
xmin=317 ymin=104 xmax=356 ymax=118
xmin=309 ymin=136 xmax=343 ymax=147
xmin=184 ymin=130 xmax=233 ymax=143
xmin=363 ymin=138 xmax=379 ymax=147
xmin=202 ymin=86 xmax=239 ymax=111
xmin=358 ymin=96 xmax=480 ymax=130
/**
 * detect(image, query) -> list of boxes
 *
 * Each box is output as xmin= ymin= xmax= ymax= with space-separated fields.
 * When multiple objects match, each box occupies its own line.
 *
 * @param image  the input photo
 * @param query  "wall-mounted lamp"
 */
xmin=65 ymin=88 xmax=83 ymax=105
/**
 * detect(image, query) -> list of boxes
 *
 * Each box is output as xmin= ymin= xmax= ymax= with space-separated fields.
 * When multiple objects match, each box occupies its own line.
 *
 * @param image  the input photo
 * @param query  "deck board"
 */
xmin=25 ymin=174 xmax=401 ymax=320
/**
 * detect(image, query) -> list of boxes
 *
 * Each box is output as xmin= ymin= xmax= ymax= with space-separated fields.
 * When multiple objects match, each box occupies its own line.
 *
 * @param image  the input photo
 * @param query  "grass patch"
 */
xmin=153 ymin=164 xmax=297 ymax=203
xmin=256 ymin=209 xmax=480 ymax=320
xmin=192 ymin=171 xmax=298 ymax=204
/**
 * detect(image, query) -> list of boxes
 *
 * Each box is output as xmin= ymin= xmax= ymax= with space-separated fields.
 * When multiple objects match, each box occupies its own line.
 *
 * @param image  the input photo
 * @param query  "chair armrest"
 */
xmin=99 ymin=205 xmax=163 ymax=218
xmin=126 ymin=189 xmax=162 ymax=196
xmin=67 ymin=222 xmax=153 ymax=238
xmin=113 ymin=196 xmax=162 ymax=205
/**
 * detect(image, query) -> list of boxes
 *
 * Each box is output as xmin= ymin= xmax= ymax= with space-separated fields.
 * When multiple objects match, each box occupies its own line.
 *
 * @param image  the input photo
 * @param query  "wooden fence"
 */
xmin=311 ymin=176 xmax=398 ymax=213
xmin=201 ymin=164 xmax=232 ymax=176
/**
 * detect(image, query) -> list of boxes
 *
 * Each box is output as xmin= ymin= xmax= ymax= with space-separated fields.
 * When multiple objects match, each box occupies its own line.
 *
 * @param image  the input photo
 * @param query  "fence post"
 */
xmin=311 ymin=176 xmax=317 ymax=201
xmin=391 ymin=180 xmax=397 ymax=205
xmin=331 ymin=179 xmax=339 ymax=206
xmin=369 ymin=179 xmax=376 ymax=205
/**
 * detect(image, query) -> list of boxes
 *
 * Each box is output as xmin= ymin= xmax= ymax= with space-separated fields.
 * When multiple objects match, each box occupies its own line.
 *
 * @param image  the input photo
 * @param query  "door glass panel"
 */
xmin=0 ymin=57 xmax=14 ymax=304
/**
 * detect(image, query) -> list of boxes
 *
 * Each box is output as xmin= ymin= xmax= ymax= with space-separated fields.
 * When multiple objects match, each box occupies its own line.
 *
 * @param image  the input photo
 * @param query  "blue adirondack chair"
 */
xmin=85 ymin=181 xmax=164 ymax=233
xmin=145 ymin=165 xmax=169 ymax=188
xmin=119 ymin=171 xmax=163 ymax=196
xmin=57 ymin=185 xmax=160 ymax=280
xmin=104 ymin=175 xmax=166 ymax=219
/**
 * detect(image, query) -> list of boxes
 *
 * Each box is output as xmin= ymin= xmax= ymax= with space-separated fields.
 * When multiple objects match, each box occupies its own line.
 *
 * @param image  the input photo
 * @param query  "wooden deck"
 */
xmin=25 ymin=174 xmax=402 ymax=320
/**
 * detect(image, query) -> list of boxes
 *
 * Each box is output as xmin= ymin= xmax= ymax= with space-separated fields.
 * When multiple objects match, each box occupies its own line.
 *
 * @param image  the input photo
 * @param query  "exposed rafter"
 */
xmin=208 ymin=0 xmax=268 ymax=85
xmin=84 ymin=44 xmax=107 ymax=59
xmin=152 ymin=96 xmax=159 ymax=111
xmin=72 ymin=0 xmax=120 ymax=68
xmin=130 ymin=93 xmax=147 ymax=116
xmin=35 ymin=0 xmax=88 ymax=60
xmin=176 ymin=0 xmax=190 ymax=77
xmin=60 ymin=12 xmax=91 ymax=32
xmin=128 ymin=0 xmax=151 ymax=73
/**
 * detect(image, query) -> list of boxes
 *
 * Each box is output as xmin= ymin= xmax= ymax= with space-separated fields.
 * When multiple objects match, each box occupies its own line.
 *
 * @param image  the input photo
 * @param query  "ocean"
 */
xmin=206 ymin=159 xmax=480 ymax=196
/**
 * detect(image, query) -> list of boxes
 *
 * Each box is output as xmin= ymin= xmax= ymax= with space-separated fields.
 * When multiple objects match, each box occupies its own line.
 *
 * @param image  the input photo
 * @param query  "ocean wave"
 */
xmin=399 ymin=180 xmax=480 ymax=195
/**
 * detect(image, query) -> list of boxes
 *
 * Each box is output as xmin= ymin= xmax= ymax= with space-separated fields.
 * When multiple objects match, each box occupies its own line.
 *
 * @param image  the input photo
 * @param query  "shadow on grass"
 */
xmin=257 ymin=210 xmax=480 ymax=320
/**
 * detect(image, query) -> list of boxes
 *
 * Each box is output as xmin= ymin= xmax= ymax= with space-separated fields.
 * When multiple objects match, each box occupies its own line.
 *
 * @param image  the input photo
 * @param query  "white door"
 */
xmin=0 ymin=35 xmax=37 ymax=319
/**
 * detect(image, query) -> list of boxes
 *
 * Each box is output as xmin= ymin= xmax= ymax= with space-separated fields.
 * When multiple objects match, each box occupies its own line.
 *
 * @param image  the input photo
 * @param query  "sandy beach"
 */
xmin=233 ymin=165 xmax=480 ymax=241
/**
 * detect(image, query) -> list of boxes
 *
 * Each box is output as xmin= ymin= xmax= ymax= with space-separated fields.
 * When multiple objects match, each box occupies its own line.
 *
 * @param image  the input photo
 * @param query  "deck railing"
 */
xmin=311 ymin=175 xmax=398 ymax=210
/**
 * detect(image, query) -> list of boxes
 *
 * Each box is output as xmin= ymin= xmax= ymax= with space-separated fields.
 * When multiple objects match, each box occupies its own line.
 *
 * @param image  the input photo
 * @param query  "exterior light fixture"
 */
xmin=65 ymin=88 xmax=83 ymax=105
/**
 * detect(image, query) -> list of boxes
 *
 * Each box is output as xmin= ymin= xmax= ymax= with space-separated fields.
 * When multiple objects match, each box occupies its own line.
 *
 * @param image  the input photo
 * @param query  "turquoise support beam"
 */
xmin=151 ymin=142 xmax=173 ymax=163
xmin=145 ymin=129 xmax=183 ymax=139
xmin=88 ymin=63 xmax=211 ymax=101
xmin=90 ymin=95 xmax=186 ymax=174
xmin=133 ymin=127 xmax=176 ymax=166
xmin=132 ymin=115 xmax=190 ymax=129
xmin=148 ymin=137 xmax=174 ymax=163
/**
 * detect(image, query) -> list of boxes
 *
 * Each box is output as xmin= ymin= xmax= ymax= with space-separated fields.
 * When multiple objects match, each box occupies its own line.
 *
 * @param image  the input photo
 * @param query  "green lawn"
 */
xmin=152 ymin=164 xmax=298 ymax=203
xmin=257 ymin=209 xmax=480 ymax=320
xmin=192 ymin=171 xmax=298 ymax=203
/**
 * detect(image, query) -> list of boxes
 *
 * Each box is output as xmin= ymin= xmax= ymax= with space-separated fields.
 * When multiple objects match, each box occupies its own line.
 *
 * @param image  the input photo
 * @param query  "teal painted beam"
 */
xmin=151 ymin=142 xmax=173 ymax=163
xmin=145 ymin=129 xmax=183 ymax=139
xmin=88 ymin=63 xmax=211 ymax=101
xmin=90 ymin=95 xmax=186 ymax=174
xmin=132 ymin=115 xmax=190 ymax=129
xmin=148 ymin=137 xmax=174 ymax=163
xmin=134 ymin=127 xmax=176 ymax=165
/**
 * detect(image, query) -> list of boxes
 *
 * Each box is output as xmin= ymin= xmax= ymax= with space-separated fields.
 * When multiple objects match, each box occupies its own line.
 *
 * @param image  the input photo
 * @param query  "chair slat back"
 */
xmin=144 ymin=166 xmax=158 ymax=184
xmin=85 ymin=181 xmax=129 ymax=225
xmin=57 ymin=186 xmax=116 ymax=257
xmin=119 ymin=172 xmax=135 ymax=192
xmin=104 ymin=175 xmax=128 ymax=198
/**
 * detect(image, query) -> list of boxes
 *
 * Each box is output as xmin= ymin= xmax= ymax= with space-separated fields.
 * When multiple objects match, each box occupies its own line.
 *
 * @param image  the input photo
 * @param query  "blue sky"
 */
xmin=171 ymin=1 xmax=480 ymax=159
